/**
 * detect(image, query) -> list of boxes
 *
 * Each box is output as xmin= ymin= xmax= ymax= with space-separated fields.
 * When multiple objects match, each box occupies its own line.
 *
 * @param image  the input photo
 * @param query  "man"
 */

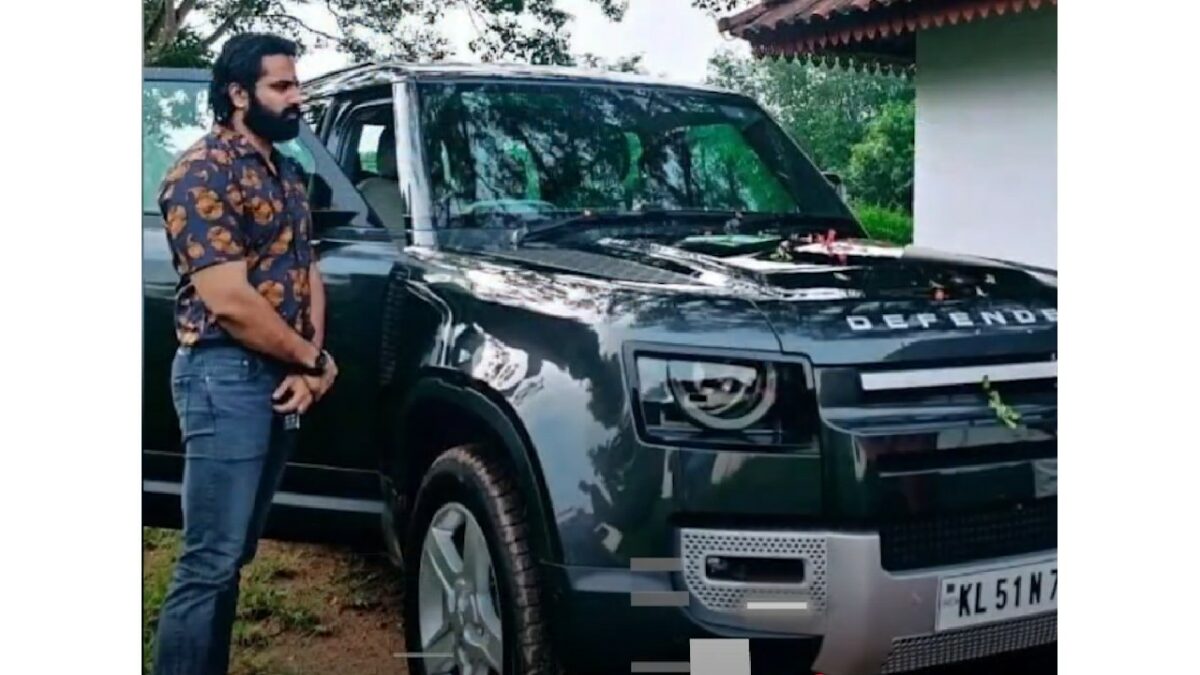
xmin=151 ymin=33 xmax=338 ymax=675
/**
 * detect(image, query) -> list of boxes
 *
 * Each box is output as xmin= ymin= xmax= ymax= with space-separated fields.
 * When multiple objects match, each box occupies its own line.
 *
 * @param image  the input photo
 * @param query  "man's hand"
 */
xmin=273 ymin=374 xmax=315 ymax=414
xmin=303 ymin=352 xmax=339 ymax=402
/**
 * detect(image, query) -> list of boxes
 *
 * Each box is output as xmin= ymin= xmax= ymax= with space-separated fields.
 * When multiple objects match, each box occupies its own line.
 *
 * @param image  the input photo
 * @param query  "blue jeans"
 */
xmin=152 ymin=345 xmax=296 ymax=675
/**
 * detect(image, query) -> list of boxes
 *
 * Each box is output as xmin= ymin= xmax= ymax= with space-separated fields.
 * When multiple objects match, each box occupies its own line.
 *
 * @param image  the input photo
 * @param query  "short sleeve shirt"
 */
xmin=158 ymin=125 xmax=315 ymax=346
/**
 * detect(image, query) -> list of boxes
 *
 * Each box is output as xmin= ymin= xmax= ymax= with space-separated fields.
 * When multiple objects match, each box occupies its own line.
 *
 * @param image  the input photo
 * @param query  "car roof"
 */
xmin=302 ymin=61 xmax=741 ymax=100
xmin=143 ymin=63 xmax=745 ymax=102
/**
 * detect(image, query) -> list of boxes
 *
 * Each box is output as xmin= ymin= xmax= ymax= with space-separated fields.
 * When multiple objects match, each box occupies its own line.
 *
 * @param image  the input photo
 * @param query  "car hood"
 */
xmin=460 ymin=234 xmax=1058 ymax=365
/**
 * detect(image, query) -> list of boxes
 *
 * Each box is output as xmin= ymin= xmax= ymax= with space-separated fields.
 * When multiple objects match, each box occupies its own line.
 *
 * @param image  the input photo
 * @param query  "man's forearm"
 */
xmin=213 ymin=291 xmax=320 ymax=367
xmin=309 ymin=262 xmax=326 ymax=350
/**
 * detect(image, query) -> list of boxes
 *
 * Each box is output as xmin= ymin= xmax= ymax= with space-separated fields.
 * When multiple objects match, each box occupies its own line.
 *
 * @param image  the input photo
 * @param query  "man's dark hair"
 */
xmin=210 ymin=33 xmax=299 ymax=125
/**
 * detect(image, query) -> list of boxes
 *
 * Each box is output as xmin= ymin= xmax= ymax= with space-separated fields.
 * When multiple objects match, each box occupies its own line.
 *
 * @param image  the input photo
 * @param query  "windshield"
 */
xmin=417 ymin=81 xmax=853 ymax=228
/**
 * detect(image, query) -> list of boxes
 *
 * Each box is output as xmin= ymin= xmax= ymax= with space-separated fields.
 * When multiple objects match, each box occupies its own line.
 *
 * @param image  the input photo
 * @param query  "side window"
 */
xmin=302 ymin=99 xmax=329 ymax=137
xmin=356 ymin=124 xmax=386 ymax=178
xmin=276 ymin=139 xmax=317 ymax=175
xmin=143 ymin=79 xmax=210 ymax=212
xmin=276 ymin=138 xmax=330 ymax=212
xmin=338 ymin=103 xmax=406 ymax=229
xmin=143 ymin=79 xmax=323 ymax=211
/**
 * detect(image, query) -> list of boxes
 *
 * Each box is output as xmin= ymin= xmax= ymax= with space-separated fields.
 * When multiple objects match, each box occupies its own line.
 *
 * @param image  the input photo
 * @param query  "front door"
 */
xmin=142 ymin=71 xmax=405 ymax=528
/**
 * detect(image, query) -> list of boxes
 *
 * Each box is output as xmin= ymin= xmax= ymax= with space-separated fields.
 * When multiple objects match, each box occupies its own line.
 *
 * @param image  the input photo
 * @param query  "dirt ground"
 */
xmin=143 ymin=528 xmax=408 ymax=675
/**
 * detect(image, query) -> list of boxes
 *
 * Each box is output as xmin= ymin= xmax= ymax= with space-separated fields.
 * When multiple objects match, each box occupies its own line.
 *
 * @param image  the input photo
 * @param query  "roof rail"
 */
xmin=303 ymin=61 xmax=377 ymax=85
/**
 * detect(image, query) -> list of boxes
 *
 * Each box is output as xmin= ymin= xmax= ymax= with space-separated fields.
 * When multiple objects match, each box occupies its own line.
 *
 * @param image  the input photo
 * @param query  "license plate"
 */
xmin=936 ymin=559 xmax=1056 ymax=631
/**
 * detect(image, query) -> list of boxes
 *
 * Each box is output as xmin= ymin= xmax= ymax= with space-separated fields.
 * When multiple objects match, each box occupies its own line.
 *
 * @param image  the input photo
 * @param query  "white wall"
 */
xmin=915 ymin=8 xmax=1057 ymax=269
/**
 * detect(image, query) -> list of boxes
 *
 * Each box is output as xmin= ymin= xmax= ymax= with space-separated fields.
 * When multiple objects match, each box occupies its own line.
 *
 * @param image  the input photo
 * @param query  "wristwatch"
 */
xmin=301 ymin=350 xmax=330 ymax=377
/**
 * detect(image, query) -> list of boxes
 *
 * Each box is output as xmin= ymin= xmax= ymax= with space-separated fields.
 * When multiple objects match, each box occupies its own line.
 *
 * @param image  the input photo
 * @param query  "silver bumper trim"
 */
xmin=860 ymin=361 xmax=1057 ymax=391
xmin=678 ymin=527 xmax=1056 ymax=675
xmin=679 ymin=528 xmax=828 ymax=635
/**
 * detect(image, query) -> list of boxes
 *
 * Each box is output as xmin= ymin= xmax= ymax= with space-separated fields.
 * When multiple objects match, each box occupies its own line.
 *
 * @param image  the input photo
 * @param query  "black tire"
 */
xmin=403 ymin=444 xmax=560 ymax=675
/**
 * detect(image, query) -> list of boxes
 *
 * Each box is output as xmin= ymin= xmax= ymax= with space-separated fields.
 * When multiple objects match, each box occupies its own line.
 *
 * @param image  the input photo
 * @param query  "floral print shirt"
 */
xmin=158 ymin=125 xmax=315 ymax=346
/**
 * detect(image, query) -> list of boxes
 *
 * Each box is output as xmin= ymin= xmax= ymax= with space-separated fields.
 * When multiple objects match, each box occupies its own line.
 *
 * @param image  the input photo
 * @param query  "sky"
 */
xmin=287 ymin=0 xmax=749 ymax=84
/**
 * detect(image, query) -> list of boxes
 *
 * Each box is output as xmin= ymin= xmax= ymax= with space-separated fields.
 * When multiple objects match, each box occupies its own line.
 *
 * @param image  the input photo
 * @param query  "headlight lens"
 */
xmin=637 ymin=356 xmax=779 ymax=432
xmin=667 ymin=360 xmax=777 ymax=430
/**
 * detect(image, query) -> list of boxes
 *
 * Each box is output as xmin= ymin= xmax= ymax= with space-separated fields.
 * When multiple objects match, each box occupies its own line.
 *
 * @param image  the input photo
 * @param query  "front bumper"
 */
xmin=679 ymin=527 xmax=1057 ymax=674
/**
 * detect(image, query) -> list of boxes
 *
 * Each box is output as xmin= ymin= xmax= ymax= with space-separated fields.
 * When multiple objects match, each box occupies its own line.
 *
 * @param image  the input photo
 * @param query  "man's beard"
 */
xmin=245 ymin=95 xmax=300 ymax=143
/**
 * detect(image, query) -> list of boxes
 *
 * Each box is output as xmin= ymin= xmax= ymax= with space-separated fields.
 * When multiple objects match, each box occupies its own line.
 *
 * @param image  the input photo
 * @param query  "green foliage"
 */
xmin=690 ymin=0 xmax=752 ymax=17
xmin=359 ymin=150 xmax=378 ymax=174
xmin=143 ymin=0 xmax=633 ymax=68
xmin=847 ymin=99 xmax=915 ymax=210
xmin=707 ymin=49 xmax=913 ymax=180
xmin=143 ymin=528 xmax=181 ymax=674
xmin=150 ymin=30 xmax=216 ymax=68
xmin=982 ymin=377 xmax=1024 ymax=430
xmin=575 ymin=52 xmax=647 ymax=73
xmin=688 ymin=125 xmax=796 ymax=213
xmin=853 ymin=202 xmax=913 ymax=245
xmin=235 ymin=551 xmax=325 ymax=635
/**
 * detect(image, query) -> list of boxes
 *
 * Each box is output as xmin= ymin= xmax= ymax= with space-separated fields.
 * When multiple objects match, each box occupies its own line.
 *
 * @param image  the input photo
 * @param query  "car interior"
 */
xmin=355 ymin=125 xmax=406 ymax=230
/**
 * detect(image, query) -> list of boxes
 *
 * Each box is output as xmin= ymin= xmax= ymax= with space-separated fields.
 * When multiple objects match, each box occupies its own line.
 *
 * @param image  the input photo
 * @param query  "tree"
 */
xmin=574 ymin=52 xmax=646 ymax=74
xmin=695 ymin=0 xmax=917 ymax=211
xmin=689 ymin=0 xmax=751 ymax=17
xmin=846 ymin=99 xmax=915 ymax=210
xmin=143 ymin=0 xmax=631 ymax=67
xmin=707 ymin=49 xmax=912 ymax=175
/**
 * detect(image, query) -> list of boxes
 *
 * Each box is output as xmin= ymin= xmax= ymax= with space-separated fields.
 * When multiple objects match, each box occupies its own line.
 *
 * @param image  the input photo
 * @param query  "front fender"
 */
xmin=392 ymin=253 xmax=781 ymax=569
xmin=393 ymin=372 xmax=565 ymax=567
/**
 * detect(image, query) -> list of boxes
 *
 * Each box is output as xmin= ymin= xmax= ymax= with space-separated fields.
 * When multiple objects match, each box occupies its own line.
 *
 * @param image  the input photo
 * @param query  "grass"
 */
xmin=143 ymin=528 xmax=182 ymax=673
xmin=236 ymin=555 xmax=328 ymax=637
xmin=334 ymin=553 xmax=394 ymax=612
xmin=854 ymin=202 xmax=913 ymax=245
xmin=142 ymin=528 xmax=334 ymax=675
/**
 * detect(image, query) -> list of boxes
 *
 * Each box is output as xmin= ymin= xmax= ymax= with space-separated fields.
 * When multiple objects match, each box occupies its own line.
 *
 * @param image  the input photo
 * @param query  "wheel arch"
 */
xmin=386 ymin=368 xmax=563 ymax=568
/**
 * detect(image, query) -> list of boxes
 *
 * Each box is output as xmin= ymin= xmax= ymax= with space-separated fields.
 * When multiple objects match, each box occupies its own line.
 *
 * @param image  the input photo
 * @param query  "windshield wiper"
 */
xmin=514 ymin=209 xmax=862 ymax=246
xmin=514 ymin=209 xmax=734 ymax=245
xmin=727 ymin=212 xmax=860 ymax=234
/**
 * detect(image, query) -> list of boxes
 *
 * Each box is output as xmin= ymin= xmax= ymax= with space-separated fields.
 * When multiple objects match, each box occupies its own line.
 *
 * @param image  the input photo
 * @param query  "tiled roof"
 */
xmin=719 ymin=0 xmax=904 ymax=35
xmin=719 ymin=0 xmax=1056 ymax=69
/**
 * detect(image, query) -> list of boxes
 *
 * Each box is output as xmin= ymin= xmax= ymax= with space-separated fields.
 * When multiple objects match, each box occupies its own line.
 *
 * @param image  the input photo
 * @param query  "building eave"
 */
xmin=721 ymin=0 xmax=1056 ymax=70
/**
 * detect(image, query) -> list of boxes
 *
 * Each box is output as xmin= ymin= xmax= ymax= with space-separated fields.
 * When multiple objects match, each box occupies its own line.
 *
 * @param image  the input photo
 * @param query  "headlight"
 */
xmin=633 ymin=354 xmax=813 ymax=448
xmin=663 ymin=359 xmax=777 ymax=430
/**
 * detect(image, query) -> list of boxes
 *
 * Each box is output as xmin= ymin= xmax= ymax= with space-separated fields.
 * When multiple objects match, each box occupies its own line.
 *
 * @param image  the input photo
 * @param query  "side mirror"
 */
xmin=823 ymin=171 xmax=849 ymax=202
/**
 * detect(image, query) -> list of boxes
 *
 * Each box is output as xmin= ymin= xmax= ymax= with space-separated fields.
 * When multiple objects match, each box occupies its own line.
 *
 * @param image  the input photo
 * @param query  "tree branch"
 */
xmin=199 ymin=12 xmax=242 ymax=49
xmin=462 ymin=2 xmax=488 ymax=43
xmin=176 ymin=0 xmax=199 ymax=23
xmin=263 ymin=13 xmax=344 ymax=45
xmin=169 ymin=0 xmax=200 ymax=38
xmin=196 ymin=0 xmax=266 ymax=49
xmin=145 ymin=0 xmax=168 ymax=43
xmin=147 ymin=1 xmax=178 ymax=62
xmin=323 ymin=0 xmax=348 ymax=26
xmin=148 ymin=0 xmax=199 ymax=61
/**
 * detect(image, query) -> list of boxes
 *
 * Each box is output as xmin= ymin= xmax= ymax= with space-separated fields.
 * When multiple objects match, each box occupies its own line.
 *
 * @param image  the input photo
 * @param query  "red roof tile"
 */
xmin=720 ymin=0 xmax=1055 ymax=65
xmin=720 ymin=0 xmax=904 ymax=34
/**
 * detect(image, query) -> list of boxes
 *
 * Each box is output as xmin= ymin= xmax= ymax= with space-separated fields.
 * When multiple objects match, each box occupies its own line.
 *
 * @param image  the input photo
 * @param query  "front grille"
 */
xmin=880 ymin=612 xmax=1056 ymax=673
xmin=880 ymin=499 xmax=1056 ymax=571
xmin=679 ymin=528 xmax=827 ymax=613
